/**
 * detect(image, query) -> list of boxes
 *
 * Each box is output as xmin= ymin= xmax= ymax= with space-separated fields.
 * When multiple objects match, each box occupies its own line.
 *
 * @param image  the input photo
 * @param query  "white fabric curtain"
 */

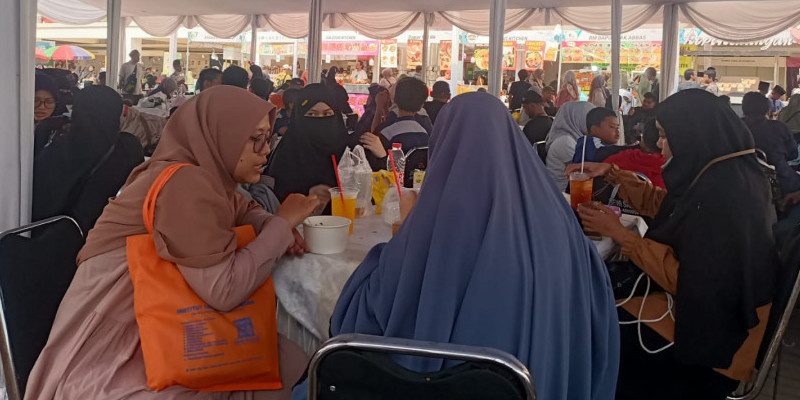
xmin=132 ymin=16 xmax=188 ymax=37
xmin=257 ymin=14 xmax=310 ymax=39
xmin=38 ymin=0 xmax=106 ymax=25
xmin=679 ymin=1 xmax=800 ymax=43
xmin=549 ymin=4 xmax=661 ymax=35
xmin=660 ymin=3 xmax=680 ymax=101
xmin=337 ymin=12 xmax=421 ymax=39
xmin=195 ymin=15 xmax=253 ymax=39
xmin=436 ymin=8 xmax=538 ymax=36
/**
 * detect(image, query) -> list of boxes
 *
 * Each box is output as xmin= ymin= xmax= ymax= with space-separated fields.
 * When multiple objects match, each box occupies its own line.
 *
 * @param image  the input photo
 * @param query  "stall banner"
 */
xmin=523 ymin=41 xmax=545 ymax=70
xmin=679 ymin=44 xmax=697 ymax=75
xmin=322 ymin=41 xmax=379 ymax=56
xmin=381 ymin=39 xmax=398 ymax=68
xmin=561 ymin=41 xmax=662 ymax=70
xmin=502 ymin=41 xmax=517 ymax=71
xmin=544 ymin=42 xmax=559 ymax=62
xmin=259 ymin=43 xmax=294 ymax=56
xmin=439 ymin=40 xmax=452 ymax=71
xmin=407 ymin=40 xmax=423 ymax=68
xmin=473 ymin=44 xmax=490 ymax=71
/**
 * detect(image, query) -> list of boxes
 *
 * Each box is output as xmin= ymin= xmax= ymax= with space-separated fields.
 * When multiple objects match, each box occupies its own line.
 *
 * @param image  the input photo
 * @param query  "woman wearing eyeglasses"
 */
xmin=34 ymin=72 xmax=66 ymax=154
xmin=26 ymin=86 xmax=319 ymax=400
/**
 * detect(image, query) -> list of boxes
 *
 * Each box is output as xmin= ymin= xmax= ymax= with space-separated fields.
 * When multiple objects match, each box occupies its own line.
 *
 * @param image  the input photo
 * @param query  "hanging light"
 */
xmin=470 ymin=56 xmax=476 ymax=63
xmin=368 ymin=58 xmax=374 ymax=66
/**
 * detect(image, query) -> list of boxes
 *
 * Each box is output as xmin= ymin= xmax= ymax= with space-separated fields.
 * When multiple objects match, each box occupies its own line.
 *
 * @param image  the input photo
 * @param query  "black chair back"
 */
xmin=728 ymin=223 xmax=800 ymax=400
xmin=404 ymin=147 xmax=429 ymax=188
xmin=0 ymin=216 xmax=83 ymax=399
xmin=309 ymin=334 xmax=535 ymax=400
xmin=533 ymin=141 xmax=547 ymax=163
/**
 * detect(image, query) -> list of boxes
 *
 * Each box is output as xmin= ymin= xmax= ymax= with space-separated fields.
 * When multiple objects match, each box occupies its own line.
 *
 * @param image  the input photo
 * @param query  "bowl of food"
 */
xmin=302 ymin=216 xmax=351 ymax=255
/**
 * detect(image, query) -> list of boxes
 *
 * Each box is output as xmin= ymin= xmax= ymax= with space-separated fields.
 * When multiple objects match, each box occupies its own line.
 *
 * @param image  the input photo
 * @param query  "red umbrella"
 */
xmin=35 ymin=48 xmax=48 ymax=62
xmin=44 ymin=45 xmax=95 ymax=61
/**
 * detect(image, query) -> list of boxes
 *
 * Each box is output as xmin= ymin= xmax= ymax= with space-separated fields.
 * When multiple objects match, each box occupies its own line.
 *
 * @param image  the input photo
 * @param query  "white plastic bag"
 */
xmin=338 ymin=146 xmax=374 ymax=217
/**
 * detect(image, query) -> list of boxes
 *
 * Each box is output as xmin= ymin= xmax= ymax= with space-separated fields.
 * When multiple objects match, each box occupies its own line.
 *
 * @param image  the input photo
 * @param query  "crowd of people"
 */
xmin=25 ymin=53 xmax=800 ymax=400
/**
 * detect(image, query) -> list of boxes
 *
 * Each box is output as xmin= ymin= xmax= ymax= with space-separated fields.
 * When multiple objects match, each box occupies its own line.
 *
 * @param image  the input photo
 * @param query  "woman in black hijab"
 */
xmin=267 ymin=84 xmax=349 ymax=205
xmin=570 ymin=89 xmax=780 ymax=399
xmin=324 ymin=66 xmax=354 ymax=116
xmin=351 ymin=84 xmax=387 ymax=139
xmin=34 ymin=72 xmax=68 ymax=155
xmin=249 ymin=64 xmax=265 ymax=80
xmin=33 ymin=85 xmax=145 ymax=233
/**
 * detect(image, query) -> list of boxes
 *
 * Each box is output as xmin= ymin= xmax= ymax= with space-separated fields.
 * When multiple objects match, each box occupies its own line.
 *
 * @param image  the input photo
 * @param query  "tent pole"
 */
xmin=450 ymin=26 xmax=463 ymax=97
xmin=307 ymin=0 xmax=323 ymax=84
xmin=107 ymin=0 xmax=122 ymax=90
xmin=422 ymin=13 xmax=430 ymax=85
xmin=556 ymin=43 xmax=562 ymax=93
xmin=660 ymin=3 xmax=680 ymax=101
xmin=1 ymin=0 xmax=36 ymax=232
xmin=169 ymin=31 xmax=178 ymax=73
xmin=611 ymin=0 xmax=622 ymax=144
xmin=293 ymin=41 xmax=299 ymax=78
xmin=250 ymin=16 xmax=258 ymax=65
xmin=488 ymin=0 xmax=506 ymax=97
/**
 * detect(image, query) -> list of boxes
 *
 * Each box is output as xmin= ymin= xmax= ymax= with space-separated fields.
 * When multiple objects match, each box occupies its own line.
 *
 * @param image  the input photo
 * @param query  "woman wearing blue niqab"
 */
xmin=293 ymin=92 xmax=619 ymax=400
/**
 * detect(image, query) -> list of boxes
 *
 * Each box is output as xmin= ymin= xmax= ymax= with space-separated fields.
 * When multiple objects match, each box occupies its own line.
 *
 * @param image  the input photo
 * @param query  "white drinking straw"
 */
xmin=580 ymin=134 xmax=588 ymax=174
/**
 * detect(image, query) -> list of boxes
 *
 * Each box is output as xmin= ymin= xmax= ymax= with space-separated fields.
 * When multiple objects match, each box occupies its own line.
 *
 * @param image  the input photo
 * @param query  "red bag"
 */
xmin=127 ymin=163 xmax=282 ymax=391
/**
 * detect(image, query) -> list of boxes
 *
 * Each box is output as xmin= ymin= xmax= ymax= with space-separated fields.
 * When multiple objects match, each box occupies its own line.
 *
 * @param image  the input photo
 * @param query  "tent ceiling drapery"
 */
xmin=38 ymin=0 xmax=800 ymax=42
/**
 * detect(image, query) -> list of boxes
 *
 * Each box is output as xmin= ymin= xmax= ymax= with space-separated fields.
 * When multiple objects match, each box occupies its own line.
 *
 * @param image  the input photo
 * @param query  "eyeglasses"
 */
xmin=250 ymin=134 xmax=269 ymax=153
xmin=35 ymin=98 xmax=56 ymax=108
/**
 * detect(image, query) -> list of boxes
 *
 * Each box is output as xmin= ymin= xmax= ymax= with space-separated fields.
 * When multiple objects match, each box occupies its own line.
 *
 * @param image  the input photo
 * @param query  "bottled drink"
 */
xmin=387 ymin=143 xmax=406 ymax=185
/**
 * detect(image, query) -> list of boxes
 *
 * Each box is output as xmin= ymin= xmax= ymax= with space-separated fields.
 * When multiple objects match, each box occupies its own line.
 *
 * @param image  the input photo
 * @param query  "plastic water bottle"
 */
xmin=387 ymin=143 xmax=406 ymax=185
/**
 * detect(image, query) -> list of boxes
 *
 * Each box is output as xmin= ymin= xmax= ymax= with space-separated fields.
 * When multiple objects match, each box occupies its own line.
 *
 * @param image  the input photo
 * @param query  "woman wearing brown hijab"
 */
xmin=25 ymin=86 xmax=319 ymax=400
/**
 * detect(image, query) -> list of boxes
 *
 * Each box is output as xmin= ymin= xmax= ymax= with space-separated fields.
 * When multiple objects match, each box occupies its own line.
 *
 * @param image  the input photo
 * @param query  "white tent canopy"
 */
xmin=37 ymin=0 xmax=800 ymax=42
xmin=4 ymin=0 xmax=800 ymax=233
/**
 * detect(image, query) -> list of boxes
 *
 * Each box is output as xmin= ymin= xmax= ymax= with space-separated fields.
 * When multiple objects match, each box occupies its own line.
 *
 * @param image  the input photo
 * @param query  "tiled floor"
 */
xmin=756 ymin=308 xmax=800 ymax=400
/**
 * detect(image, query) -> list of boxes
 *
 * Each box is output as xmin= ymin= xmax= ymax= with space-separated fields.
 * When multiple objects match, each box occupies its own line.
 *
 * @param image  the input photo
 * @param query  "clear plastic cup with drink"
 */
xmin=569 ymin=172 xmax=593 ymax=209
xmin=329 ymin=187 xmax=359 ymax=235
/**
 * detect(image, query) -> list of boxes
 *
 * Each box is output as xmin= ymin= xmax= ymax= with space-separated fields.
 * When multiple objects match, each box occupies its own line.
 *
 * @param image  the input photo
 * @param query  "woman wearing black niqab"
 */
xmin=33 ymin=85 xmax=145 ymax=233
xmin=572 ymin=89 xmax=780 ymax=399
xmin=267 ymin=84 xmax=349 ymax=204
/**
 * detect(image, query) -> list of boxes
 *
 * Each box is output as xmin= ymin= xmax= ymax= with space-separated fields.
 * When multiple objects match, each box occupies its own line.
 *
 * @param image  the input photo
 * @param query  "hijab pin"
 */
xmin=301 ymin=100 xmax=309 ymax=106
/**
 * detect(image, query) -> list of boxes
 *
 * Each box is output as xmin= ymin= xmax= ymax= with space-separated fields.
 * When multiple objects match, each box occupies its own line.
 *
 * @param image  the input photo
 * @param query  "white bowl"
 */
xmin=302 ymin=216 xmax=352 ymax=255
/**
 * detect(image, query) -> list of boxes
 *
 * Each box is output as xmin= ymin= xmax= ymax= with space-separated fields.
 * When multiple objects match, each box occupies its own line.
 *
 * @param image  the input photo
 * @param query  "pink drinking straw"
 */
xmin=387 ymin=151 xmax=403 ymax=200
xmin=331 ymin=155 xmax=346 ymax=205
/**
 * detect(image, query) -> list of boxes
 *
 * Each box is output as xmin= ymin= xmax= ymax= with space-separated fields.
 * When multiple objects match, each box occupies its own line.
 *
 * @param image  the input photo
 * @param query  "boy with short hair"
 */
xmin=603 ymin=119 xmax=666 ymax=188
xmin=572 ymin=107 xmax=622 ymax=163
xmin=376 ymin=77 xmax=430 ymax=153
xmin=520 ymin=90 xmax=553 ymax=145
xmin=769 ymin=85 xmax=787 ymax=119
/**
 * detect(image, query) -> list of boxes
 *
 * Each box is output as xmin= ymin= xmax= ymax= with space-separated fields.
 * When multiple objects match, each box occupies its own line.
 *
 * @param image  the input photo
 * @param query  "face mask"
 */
xmin=294 ymin=114 xmax=346 ymax=154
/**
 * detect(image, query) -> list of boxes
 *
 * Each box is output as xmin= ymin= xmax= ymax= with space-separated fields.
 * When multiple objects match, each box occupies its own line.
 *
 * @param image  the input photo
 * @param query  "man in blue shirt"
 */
xmin=769 ymin=85 xmax=786 ymax=119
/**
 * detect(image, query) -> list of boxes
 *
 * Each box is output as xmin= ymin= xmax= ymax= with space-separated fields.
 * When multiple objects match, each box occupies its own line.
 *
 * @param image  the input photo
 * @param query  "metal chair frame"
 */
xmin=727 ymin=262 xmax=800 ymax=400
xmin=0 ymin=216 xmax=82 ymax=400
xmin=308 ymin=333 xmax=535 ymax=400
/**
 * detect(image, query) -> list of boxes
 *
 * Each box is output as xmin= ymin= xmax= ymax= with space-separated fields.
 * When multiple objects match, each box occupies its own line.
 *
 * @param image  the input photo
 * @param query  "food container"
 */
xmin=302 ymin=216 xmax=352 ymax=255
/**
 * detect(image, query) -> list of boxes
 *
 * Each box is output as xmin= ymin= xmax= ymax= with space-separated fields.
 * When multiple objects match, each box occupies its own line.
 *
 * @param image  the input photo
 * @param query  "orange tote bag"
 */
xmin=127 ymin=163 xmax=282 ymax=392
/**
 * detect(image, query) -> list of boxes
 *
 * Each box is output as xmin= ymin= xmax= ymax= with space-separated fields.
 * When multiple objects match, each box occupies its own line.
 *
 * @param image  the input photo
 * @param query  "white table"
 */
xmin=272 ymin=214 xmax=391 ymax=354
xmin=272 ymin=202 xmax=647 ymax=355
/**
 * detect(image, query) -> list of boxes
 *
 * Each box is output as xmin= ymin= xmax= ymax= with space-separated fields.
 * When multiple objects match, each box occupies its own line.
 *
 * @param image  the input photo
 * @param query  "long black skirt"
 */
xmin=616 ymin=309 xmax=740 ymax=400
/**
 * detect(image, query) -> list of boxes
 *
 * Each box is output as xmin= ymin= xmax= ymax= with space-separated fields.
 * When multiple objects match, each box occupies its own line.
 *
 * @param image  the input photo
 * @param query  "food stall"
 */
xmin=559 ymin=29 xmax=663 ymax=96
xmin=320 ymin=35 xmax=380 ymax=115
